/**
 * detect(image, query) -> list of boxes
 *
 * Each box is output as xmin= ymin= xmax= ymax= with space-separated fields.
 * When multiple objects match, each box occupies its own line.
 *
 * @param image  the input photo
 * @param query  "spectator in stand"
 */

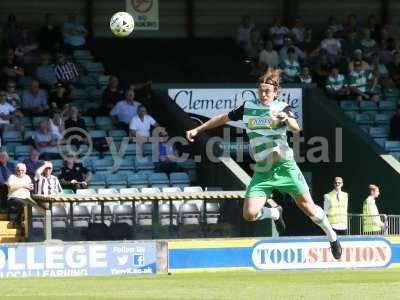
xmin=269 ymin=17 xmax=289 ymax=49
xmin=391 ymin=39 xmax=400 ymax=56
xmin=326 ymin=16 xmax=344 ymax=37
xmin=281 ymin=47 xmax=301 ymax=83
xmin=259 ymin=40 xmax=280 ymax=71
xmin=5 ymin=79 xmax=21 ymax=108
xmin=245 ymin=28 xmax=264 ymax=60
xmin=343 ymin=14 xmax=363 ymax=34
xmin=390 ymin=106 xmax=400 ymax=140
xmin=34 ymin=120 xmax=61 ymax=160
xmin=14 ymin=26 xmax=38 ymax=63
xmin=300 ymin=28 xmax=316 ymax=55
xmin=366 ymin=14 xmax=380 ymax=41
xmin=388 ymin=51 xmax=400 ymax=86
xmin=49 ymin=82 xmax=69 ymax=110
xmin=0 ymin=149 xmax=15 ymax=209
xmin=23 ymin=148 xmax=44 ymax=180
xmin=298 ymin=66 xmax=313 ymax=84
xmin=236 ymin=15 xmax=255 ymax=49
xmin=6 ymin=163 xmax=33 ymax=227
xmin=325 ymin=66 xmax=350 ymax=99
xmin=348 ymin=49 xmax=370 ymax=72
xmin=323 ymin=177 xmax=348 ymax=235
xmin=291 ymin=17 xmax=306 ymax=45
xmin=312 ymin=49 xmax=332 ymax=85
xmin=101 ymin=75 xmax=125 ymax=114
xmin=63 ymin=13 xmax=88 ymax=49
xmin=155 ymin=129 xmax=180 ymax=174
xmin=1 ymin=49 xmax=25 ymax=83
xmin=371 ymin=53 xmax=394 ymax=90
xmin=348 ymin=60 xmax=379 ymax=101
xmin=59 ymin=153 xmax=91 ymax=191
xmin=360 ymin=28 xmax=378 ymax=59
xmin=64 ymin=106 xmax=87 ymax=147
xmin=342 ymin=31 xmax=362 ymax=59
xmin=129 ymin=104 xmax=159 ymax=140
xmin=21 ymin=78 xmax=49 ymax=114
xmin=320 ymin=29 xmax=341 ymax=62
xmin=110 ymin=89 xmax=140 ymax=132
xmin=0 ymin=88 xmax=18 ymax=134
xmin=35 ymin=52 xmax=57 ymax=88
xmin=54 ymin=53 xmax=79 ymax=87
xmin=2 ymin=14 xmax=18 ymax=48
xmin=49 ymin=110 xmax=65 ymax=138
xmin=37 ymin=13 xmax=63 ymax=54
xmin=362 ymin=184 xmax=386 ymax=234
xmin=34 ymin=161 xmax=63 ymax=195
xmin=279 ymin=36 xmax=305 ymax=62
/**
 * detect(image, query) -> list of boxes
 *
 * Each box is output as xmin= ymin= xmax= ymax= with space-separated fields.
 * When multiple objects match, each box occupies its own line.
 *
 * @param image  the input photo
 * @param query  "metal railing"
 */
xmin=347 ymin=213 xmax=400 ymax=236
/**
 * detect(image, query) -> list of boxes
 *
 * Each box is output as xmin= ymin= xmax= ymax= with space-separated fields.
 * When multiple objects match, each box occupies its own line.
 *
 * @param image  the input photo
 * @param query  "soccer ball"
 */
xmin=110 ymin=12 xmax=135 ymax=37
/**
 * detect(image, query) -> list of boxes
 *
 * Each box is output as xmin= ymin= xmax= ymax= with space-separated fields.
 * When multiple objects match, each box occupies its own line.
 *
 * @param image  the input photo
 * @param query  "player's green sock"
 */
xmin=255 ymin=207 xmax=280 ymax=221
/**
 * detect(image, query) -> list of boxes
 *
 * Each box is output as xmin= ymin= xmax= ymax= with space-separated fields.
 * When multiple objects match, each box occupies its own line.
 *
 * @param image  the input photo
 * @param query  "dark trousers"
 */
xmin=39 ymin=152 xmax=62 ymax=160
xmin=7 ymin=197 xmax=28 ymax=225
xmin=333 ymin=229 xmax=347 ymax=236
xmin=0 ymin=184 xmax=8 ymax=209
xmin=154 ymin=162 xmax=181 ymax=174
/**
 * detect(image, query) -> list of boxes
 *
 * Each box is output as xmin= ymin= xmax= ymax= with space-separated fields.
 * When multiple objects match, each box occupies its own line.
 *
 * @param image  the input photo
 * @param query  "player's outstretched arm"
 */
xmin=186 ymin=113 xmax=230 ymax=142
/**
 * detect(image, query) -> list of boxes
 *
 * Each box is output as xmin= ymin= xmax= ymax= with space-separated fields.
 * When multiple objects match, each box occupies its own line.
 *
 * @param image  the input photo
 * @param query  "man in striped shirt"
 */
xmin=34 ymin=161 xmax=62 ymax=195
xmin=280 ymin=47 xmax=301 ymax=83
xmin=348 ymin=60 xmax=379 ymax=101
xmin=186 ymin=68 xmax=342 ymax=259
xmin=54 ymin=53 xmax=79 ymax=87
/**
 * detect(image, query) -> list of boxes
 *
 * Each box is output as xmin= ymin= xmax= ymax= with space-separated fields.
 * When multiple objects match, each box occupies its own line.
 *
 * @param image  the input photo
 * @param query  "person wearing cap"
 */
xmin=348 ymin=59 xmax=379 ymax=101
xmin=59 ymin=153 xmax=91 ymax=191
xmin=49 ymin=82 xmax=69 ymax=110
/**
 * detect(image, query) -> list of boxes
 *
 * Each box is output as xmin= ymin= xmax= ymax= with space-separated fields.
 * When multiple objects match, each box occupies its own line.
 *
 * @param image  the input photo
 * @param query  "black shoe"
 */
xmin=330 ymin=239 xmax=342 ymax=260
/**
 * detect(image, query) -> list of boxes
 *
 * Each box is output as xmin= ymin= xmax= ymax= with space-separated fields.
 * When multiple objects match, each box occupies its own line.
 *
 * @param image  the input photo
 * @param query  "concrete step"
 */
xmin=0 ymin=213 xmax=8 ymax=221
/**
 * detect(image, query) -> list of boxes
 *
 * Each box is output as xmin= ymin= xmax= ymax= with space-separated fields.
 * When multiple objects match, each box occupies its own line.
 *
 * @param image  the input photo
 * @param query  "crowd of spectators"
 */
xmin=237 ymin=14 xmax=400 ymax=102
xmin=0 ymin=12 xmax=159 ymax=227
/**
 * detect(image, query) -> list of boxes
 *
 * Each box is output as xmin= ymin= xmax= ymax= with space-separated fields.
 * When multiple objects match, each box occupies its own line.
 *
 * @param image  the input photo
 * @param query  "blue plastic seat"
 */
xmin=93 ymin=158 xmax=115 ymax=171
xmin=3 ymin=131 xmax=23 ymax=143
xmin=106 ymin=172 xmax=128 ymax=188
xmin=385 ymin=140 xmax=400 ymax=151
xmin=359 ymin=101 xmax=378 ymax=111
xmin=149 ymin=172 xmax=169 ymax=187
xmin=374 ymin=113 xmax=393 ymax=125
xmin=355 ymin=113 xmax=373 ymax=125
xmin=369 ymin=126 xmax=389 ymax=138
xmin=379 ymin=100 xmax=397 ymax=111
xmin=169 ymin=172 xmax=190 ymax=187
xmin=89 ymin=130 xmax=107 ymax=138
xmin=340 ymin=101 xmax=358 ymax=111
xmin=127 ymin=173 xmax=149 ymax=188
xmin=135 ymin=157 xmax=154 ymax=171
xmin=109 ymin=130 xmax=127 ymax=142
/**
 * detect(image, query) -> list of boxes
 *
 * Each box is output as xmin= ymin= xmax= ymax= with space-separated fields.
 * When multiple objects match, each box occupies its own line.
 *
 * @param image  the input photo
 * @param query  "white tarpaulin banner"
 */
xmin=168 ymin=88 xmax=303 ymax=129
xmin=126 ymin=0 xmax=159 ymax=30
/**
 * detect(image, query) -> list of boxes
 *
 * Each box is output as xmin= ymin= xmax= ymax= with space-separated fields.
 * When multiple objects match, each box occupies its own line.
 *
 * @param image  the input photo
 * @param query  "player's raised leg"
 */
xmin=294 ymin=192 xmax=342 ymax=259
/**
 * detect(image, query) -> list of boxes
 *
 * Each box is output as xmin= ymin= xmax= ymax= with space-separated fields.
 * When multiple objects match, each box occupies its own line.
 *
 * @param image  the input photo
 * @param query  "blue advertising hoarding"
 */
xmin=0 ymin=241 xmax=156 ymax=278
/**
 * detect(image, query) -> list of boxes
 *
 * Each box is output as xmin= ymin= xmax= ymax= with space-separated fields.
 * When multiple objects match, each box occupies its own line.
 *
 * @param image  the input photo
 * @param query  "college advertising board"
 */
xmin=168 ymin=236 xmax=400 ymax=272
xmin=168 ymin=88 xmax=303 ymax=129
xmin=0 ymin=241 xmax=156 ymax=278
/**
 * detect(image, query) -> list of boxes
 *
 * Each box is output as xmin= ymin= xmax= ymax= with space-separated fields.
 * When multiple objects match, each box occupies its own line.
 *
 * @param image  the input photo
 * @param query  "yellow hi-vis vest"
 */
xmin=363 ymin=198 xmax=382 ymax=233
xmin=325 ymin=190 xmax=348 ymax=226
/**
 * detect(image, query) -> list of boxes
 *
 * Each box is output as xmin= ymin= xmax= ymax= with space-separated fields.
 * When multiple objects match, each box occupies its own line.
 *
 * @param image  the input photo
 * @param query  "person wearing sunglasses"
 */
xmin=186 ymin=67 xmax=342 ymax=260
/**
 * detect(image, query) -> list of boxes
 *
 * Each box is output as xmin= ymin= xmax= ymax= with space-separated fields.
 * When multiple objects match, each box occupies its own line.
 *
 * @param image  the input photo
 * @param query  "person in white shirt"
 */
xmin=259 ymin=40 xmax=280 ymax=70
xmin=129 ymin=105 xmax=159 ymax=140
xmin=110 ymin=88 xmax=140 ymax=132
xmin=129 ymin=105 xmax=159 ymax=158
xmin=6 ymin=163 xmax=34 ymax=227
xmin=236 ymin=15 xmax=255 ymax=49
xmin=323 ymin=177 xmax=348 ymax=235
xmin=0 ymin=88 xmax=17 ymax=133
xmin=48 ymin=110 xmax=65 ymax=139
xmin=320 ymin=29 xmax=341 ymax=60
xmin=269 ymin=17 xmax=289 ymax=48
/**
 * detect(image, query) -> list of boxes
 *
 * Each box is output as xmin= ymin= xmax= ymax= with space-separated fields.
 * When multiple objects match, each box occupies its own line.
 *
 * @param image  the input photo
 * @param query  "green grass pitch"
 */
xmin=1 ymin=270 xmax=400 ymax=300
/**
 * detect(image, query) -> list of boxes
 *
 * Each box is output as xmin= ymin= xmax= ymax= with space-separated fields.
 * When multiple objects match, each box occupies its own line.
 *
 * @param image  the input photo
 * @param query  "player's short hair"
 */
xmin=258 ymin=68 xmax=281 ymax=97
xmin=334 ymin=176 xmax=343 ymax=183
xmin=368 ymin=184 xmax=379 ymax=193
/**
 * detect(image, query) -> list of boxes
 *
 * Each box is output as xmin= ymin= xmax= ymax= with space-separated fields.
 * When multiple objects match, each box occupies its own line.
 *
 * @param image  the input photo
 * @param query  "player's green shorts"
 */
xmin=246 ymin=159 xmax=309 ymax=199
